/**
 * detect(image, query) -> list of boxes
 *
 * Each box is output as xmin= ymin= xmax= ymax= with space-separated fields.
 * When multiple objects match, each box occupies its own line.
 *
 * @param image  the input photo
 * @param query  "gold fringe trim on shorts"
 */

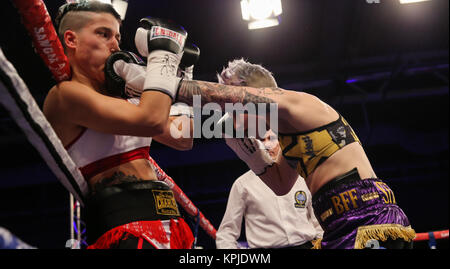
xmin=311 ymin=238 xmax=322 ymax=249
xmin=354 ymin=224 xmax=416 ymax=249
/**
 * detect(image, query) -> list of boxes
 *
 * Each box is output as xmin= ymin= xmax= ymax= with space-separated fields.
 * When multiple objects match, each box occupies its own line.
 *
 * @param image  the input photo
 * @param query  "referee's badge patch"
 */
xmin=294 ymin=191 xmax=307 ymax=208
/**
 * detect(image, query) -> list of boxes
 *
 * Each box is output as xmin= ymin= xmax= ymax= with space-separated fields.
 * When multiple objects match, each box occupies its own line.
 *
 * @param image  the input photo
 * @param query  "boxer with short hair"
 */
xmin=43 ymin=1 xmax=195 ymax=249
xmin=174 ymin=58 xmax=416 ymax=249
xmin=55 ymin=0 xmax=121 ymax=52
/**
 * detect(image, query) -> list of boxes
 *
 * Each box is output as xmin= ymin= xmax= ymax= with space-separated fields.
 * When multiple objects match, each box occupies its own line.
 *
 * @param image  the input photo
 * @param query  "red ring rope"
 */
xmin=12 ymin=0 xmax=217 ymax=240
xmin=149 ymin=157 xmax=217 ymax=239
xmin=413 ymin=230 xmax=449 ymax=241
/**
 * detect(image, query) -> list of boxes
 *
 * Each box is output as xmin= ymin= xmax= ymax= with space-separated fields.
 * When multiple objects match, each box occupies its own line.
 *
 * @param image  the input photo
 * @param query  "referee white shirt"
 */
xmin=216 ymin=170 xmax=323 ymax=249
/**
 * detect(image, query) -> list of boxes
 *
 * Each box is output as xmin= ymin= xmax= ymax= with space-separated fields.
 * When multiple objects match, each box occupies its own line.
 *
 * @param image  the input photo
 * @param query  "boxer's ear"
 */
xmin=64 ymin=30 xmax=77 ymax=50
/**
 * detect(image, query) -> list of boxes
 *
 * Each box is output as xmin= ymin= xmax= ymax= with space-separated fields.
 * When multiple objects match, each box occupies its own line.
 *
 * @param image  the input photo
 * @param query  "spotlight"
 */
xmin=112 ymin=0 xmax=128 ymax=20
xmin=241 ymin=0 xmax=283 ymax=30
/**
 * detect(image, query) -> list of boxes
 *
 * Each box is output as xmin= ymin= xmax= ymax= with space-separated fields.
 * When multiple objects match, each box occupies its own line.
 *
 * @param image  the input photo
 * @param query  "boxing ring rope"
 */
xmin=413 ymin=230 xmax=448 ymax=249
xmin=5 ymin=0 xmax=216 ymax=246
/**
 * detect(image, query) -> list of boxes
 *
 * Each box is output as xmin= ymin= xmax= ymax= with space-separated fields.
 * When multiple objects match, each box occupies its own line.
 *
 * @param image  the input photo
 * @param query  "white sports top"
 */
xmin=66 ymin=98 xmax=152 ymax=179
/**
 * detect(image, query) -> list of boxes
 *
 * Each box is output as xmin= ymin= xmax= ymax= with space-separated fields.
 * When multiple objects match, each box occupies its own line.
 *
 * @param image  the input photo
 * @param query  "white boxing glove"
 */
xmin=182 ymin=65 xmax=194 ymax=81
xmin=112 ymin=60 xmax=146 ymax=98
xmin=104 ymin=50 xmax=146 ymax=98
xmin=143 ymin=50 xmax=183 ymax=99
xmin=135 ymin=18 xmax=187 ymax=100
xmin=225 ymin=137 xmax=274 ymax=175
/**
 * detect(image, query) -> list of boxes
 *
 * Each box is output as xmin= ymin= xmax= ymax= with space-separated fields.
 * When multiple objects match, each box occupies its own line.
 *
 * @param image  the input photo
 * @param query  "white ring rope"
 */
xmin=0 ymin=48 xmax=88 ymax=205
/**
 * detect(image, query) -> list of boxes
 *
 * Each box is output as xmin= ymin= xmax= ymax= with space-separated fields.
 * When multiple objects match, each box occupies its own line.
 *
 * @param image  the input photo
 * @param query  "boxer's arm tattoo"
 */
xmin=91 ymin=172 xmax=145 ymax=193
xmin=177 ymin=80 xmax=284 ymax=108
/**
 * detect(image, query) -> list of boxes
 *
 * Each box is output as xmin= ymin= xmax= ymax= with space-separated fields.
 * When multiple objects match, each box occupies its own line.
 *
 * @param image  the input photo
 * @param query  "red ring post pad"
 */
xmin=12 ymin=0 xmax=71 ymax=82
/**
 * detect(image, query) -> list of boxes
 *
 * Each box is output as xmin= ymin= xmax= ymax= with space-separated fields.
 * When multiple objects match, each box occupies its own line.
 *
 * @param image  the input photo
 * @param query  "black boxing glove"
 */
xmin=104 ymin=51 xmax=146 ymax=98
xmin=134 ymin=17 xmax=187 ymax=100
xmin=179 ymin=42 xmax=200 ymax=80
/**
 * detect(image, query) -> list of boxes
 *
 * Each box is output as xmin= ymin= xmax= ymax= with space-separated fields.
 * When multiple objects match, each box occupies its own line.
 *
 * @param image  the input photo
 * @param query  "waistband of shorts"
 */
xmin=85 ymin=181 xmax=180 ymax=244
xmin=313 ymin=168 xmax=362 ymax=203
xmin=88 ymin=180 xmax=171 ymax=199
xmin=311 ymin=170 xmax=397 ymax=226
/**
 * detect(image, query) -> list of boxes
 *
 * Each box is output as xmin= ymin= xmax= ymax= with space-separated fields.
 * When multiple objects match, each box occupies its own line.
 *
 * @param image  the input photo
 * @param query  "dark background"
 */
xmin=0 ymin=0 xmax=448 ymax=249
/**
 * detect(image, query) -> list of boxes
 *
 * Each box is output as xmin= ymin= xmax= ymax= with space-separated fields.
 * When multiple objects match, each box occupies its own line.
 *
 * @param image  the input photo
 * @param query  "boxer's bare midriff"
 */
xmin=306 ymin=142 xmax=377 ymax=195
xmin=88 ymin=158 xmax=158 ymax=193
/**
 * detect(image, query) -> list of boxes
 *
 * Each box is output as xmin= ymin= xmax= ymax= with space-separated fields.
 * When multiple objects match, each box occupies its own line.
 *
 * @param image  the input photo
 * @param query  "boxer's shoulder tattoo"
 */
xmin=91 ymin=171 xmax=144 ymax=193
xmin=177 ymin=80 xmax=283 ymax=106
xmin=255 ymin=87 xmax=284 ymax=96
